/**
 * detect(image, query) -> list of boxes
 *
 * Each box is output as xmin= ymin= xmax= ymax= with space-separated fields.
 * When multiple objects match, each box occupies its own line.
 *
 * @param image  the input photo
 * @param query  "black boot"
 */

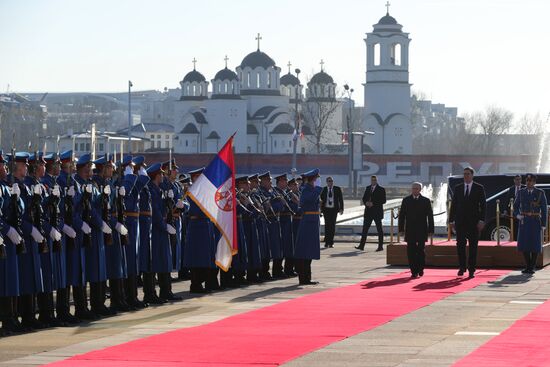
xmin=20 ymin=294 xmax=47 ymax=329
xmin=159 ymin=273 xmax=182 ymax=301
xmin=125 ymin=276 xmax=148 ymax=309
xmin=1 ymin=296 xmax=26 ymax=333
xmin=189 ymin=269 xmax=208 ymax=294
xmin=522 ymin=252 xmax=532 ymax=273
xmin=219 ymin=269 xmax=233 ymax=289
xmin=205 ymin=268 xmax=220 ymax=291
xmin=284 ymin=258 xmax=297 ymax=277
xmin=143 ymin=272 xmax=166 ymax=305
xmin=178 ymin=268 xmax=191 ymax=281
xmin=109 ymin=279 xmax=130 ymax=312
xmin=73 ymin=286 xmax=99 ymax=321
xmin=56 ymin=288 xmax=80 ymax=324
xmin=272 ymin=259 xmax=286 ymax=278
xmin=529 ymin=252 xmax=538 ymax=273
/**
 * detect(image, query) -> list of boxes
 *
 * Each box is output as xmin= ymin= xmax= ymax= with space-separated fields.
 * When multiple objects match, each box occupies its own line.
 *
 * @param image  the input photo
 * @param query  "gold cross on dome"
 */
xmin=385 ymin=1 xmax=391 ymax=14
xmin=192 ymin=57 xmax=197 ymax=70
xmin=224 ymin=55 xmax=229 ymax=68
xmin=287 ymin=61 xmax=292 ymax=74
xmin=320 ymin=59 xmax=325 ymax=71
xmin=255 ymin=33 xmax=262 ymax=50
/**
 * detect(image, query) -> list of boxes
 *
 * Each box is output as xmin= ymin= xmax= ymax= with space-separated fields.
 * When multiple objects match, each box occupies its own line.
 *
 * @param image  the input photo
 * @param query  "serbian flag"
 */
xmin=186 ymin=135 xmax=237 ymax=271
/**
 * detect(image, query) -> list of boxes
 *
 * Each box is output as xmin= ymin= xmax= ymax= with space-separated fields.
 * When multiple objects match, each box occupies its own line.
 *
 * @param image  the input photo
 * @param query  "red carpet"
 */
xmin=453 ymin=298 xmax=550 ymax=367
xmin=47 ymin=269 xmax=509 ymax=367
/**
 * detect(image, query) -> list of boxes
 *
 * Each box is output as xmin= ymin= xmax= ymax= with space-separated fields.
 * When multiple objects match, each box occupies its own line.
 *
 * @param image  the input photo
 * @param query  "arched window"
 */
xmin=224 ymin=83 xmax=228 ymax=93
xmin=256 ymin=73 xmax=261 ymax=88
xmin=247 ymin=72 xmax=251 ymax=88
xmin=374 ymin=43 xmax=381 ymax=66
xmin=391 ymin=43 xmax=401 ymax=66
xmin=267 ymin=71 xmax=272 ymax=88
xmin=192 ymin=85 xmax=196 ymax=95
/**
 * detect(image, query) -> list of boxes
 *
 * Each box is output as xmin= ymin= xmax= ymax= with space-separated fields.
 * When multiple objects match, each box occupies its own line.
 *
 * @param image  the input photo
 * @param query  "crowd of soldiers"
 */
xmin=0 ymin=149 xmax=322 ymax=335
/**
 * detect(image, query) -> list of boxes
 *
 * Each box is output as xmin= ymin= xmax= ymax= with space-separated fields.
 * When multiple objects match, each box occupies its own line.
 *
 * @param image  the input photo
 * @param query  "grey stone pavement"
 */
xmin=1 ymin=203 xmax=549 ymax=366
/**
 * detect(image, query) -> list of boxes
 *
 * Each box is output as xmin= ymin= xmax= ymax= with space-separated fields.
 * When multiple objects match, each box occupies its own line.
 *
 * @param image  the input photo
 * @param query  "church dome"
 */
xmin=377 ymin=14 xmax=397 ymax=25
xmin=214 ymin=67 xmax=238 ymax=81
xmin=240 ymin=50 xmax=276 ymax=69
xmin=310 ymin=70 xmax=334 ymax=85
xmin=182 ymin=69 xmax=206 ymax=83
xmin=280 ymin=72 xmax=300 ymax=86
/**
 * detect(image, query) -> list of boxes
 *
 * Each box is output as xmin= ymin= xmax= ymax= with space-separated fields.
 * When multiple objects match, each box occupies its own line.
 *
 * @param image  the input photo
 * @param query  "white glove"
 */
xmin=167 ymin=189 xmax=174 ymax=199
xmin=6 ymin=227 xmax=22 ymax=244
xmin=124 ymin=165 xmax=134 ymax=175
xmin=11 ymin=183 xmax=21 ymax=198
xmin=31 ymin=227 xmax=45 ymax=243
xmin=85 ymin=184 xmax=93 ymax=193
xmin=67 ymin=186 xmax=75 ymax=197
xmin=52 ymin=184 xmax=61 ymax=197
xmin=516 ymin=214 xmax=524 ymax=221
xmin=81 ymin=222 xmax=92 ymax=234
xmin=0 ymin=236 xmax=3 ymax=246
xmin=62 ymin=224 xmax=77 ymax=239
xmin=102 ymin=221 xmax=112 ymax=234
xmin=176 ymin=200 xmax=185 ymax=209
xmin=118 ymin=186 xmax=126 ymax=197
xmin=166 ymin=224 xmax=176 ymax=235
xmin=103 ymin=185 xmax=111 ymax=195
xmin=542 ymin=227 xmax=546 ymax=231
xmin=33 ymin=184 xmax=42 ymax=195
xmin=115 ymin=222 xmax=128 ymax=236
xmin=139 ymin=167 xmax=148 ymax=176
xmin=50 ymin=228 xmax=62 ymax=242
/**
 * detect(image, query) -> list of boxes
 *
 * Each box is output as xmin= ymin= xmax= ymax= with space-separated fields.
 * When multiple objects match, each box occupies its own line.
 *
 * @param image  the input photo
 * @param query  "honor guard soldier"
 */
xmin=236 ymin=176 xmax=262 ymax=283
xmin=0 ymin=150 xmax=25 ymax=334
xmin=259 ymin=172 xmax=285 ymax=278
xmin=161 ymin=159 xmax=186 ymax=281
xmin=294 ymin=169 xmax=322 ymax=285
xmin=287 ymin=178 xmax=301 ymax=277
xmin=55 ymin=150 xmax=80 ymax=323
xmin=10 ymin=152 xmax=46 ymax=329
xmin=514 ymin=173 xmax=547 ymax=274
xmin=184 ymin=167 xmax=214 ymax=293
xmin=249 ymin=174 xmax=271 ymax=280
xmin=93 ymin=155 xmax=130 ymax=312
xmin=177 ymin=174 xmax=192 ymax=281
xmin=147 ymin=163 xmax=181 ymax=301
xmin=273 ymin=173 xmax=295 ymax=277
xmin=123 ymin=155 xmax=149 ymax=309
xmin=42 ymin=152 xmax=72 ymax=325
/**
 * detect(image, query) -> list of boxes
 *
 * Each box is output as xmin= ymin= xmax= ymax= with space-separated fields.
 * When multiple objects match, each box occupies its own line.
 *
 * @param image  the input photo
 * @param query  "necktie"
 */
xmin=515 ymin=187 xmax=519 ymax=197
xmin=465 ymin=184 xmax=470 ymax=197
xmin=328 ymin=188 xmax=333 ymax=198
xmin=371 ymin=186 xmax=375 ymax=193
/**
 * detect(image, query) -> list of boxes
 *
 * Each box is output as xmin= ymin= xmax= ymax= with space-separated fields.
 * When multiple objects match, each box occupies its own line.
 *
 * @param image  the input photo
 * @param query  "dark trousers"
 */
xmin=359 ymin=216 xmax=384 ymax=249
xmin=295 ymin=259 xmax=312 ymax=284
xmin=456 ymin=224 xmax=479 ymax=272
xmin=323 ymin=208 xmax=338 ymax=246
xmin=407 ymin=241 xmax=426 ymax=275
xmin=523 ymin=251 xmax=539 ymax=271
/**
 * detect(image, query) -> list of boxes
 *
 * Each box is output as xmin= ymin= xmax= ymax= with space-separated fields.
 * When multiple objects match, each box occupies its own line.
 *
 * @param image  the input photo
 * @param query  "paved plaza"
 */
xmin=0 ymin=237 xmax=548 ymax=366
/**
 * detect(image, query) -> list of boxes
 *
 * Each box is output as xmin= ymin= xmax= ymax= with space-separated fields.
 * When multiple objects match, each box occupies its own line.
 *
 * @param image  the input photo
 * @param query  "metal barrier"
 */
xmin=496 ymin=199 xmax=500 ymax=246
xmin=510 ymin=198 xmax=514 ymax=242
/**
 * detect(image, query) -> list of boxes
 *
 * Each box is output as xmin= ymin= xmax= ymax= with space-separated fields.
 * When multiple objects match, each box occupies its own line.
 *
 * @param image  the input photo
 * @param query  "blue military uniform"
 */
xmin=259 ymin=172 xmax=284 ymax=278
xmin=249 ymin=174 xmax=271 ymax=280
xmin=294 ymin=169 xmax=322 ymax=285
xmin=273 ymin=174 xmax=295 ymax=276
xmin=514 ymin=180 xmax=548 ymax=273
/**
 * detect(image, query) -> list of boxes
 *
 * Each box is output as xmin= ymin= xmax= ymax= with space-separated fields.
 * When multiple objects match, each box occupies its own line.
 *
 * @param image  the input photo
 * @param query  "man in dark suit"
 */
xmin=504 ymin=175 xmax=524 ymax=215
xmin=320 ymin=177 xmax=344 ymax=248
xmin=449 ymin=167 xmax=487 ymax=278
xmin=356 ymin=175 xmax=386 ymax=251
xmin=398 ymin=182 xmax=434 ymax=278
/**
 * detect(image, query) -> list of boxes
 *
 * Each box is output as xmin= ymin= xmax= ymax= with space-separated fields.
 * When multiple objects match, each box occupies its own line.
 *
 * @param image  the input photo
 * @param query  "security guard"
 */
xmin=514 ymin=173 xmax=548 ymax=274
xmin=294 ymin=169 xmax=322 ymax=286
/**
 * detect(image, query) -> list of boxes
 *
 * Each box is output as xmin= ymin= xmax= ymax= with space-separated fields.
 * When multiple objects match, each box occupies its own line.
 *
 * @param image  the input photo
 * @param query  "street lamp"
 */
xmin=291 ymin=68 xmax=301 ymax=176
xmin=343 ymin=84 xmax=354 ymax=192
xmin=128 ymin=80 xmax=133 ymax=154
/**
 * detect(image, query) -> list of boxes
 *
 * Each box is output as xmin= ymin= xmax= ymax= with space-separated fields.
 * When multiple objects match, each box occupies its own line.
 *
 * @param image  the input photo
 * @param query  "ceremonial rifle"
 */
xmin=7 ymin=133 xmax=26 ymax=254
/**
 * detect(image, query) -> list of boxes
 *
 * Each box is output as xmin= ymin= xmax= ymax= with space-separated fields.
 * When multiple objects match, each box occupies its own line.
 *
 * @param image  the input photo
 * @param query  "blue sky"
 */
xmin=1 ymin=0 xmax=548 ymax=118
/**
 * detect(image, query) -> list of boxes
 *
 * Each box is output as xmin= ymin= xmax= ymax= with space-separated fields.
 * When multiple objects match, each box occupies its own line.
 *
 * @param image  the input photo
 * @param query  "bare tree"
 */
xmin=515 ymin=112 xmax=544 ymax=135
xmin=301 ymin=78 xmax=343 ymax=154
xmin=465 ymin=106 xmax=513 ymax=154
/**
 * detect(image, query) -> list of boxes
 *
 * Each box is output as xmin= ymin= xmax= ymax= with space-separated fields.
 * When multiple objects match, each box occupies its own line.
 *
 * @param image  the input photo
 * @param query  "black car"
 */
xmin=447 ymin=174 xmax=550 ymax=241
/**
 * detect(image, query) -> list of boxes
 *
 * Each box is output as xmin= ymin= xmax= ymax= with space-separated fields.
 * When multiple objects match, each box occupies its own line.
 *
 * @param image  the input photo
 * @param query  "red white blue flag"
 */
xmin=186 ymin=136 xmax=237 ymax=271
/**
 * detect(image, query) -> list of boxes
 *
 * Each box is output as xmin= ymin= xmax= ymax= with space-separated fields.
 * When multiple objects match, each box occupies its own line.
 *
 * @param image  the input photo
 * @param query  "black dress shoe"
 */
xmin=468 ymin=271 xmax=475 ymax=278
xmin=189 ymin=286 xmax=210 ymax=294
xmin=2 ymin=318 xmax=28 ymax=333
xmin=160 ymin=293 xmax=183 ymax=302
xmin=410 ymin=273 xmax=418 ymax=279
xmin=299 ymin=281 xmax=319 ymax=285
xmin=328 ymin=244 xmax=334 ymax=248
xmin=354 ymin=246 xmax=364 ymax=251
xmin=22 ymin=318 xmax=48 ymax=330
xmin=75 ymin=309 xmax=100 ymax=321
xmin=375 ymin=247 xmax=383 ymax=252
xmin=457 ymin=269 xmax=465 ymax=276
xmin=144 ymin=294 xmax=167 ymax=305
xmin=57 ymin=313 xmax=81 ymax=325
xmin=324 ymin=244 xmax=329 ymax=248
xmin=418 ymin=270 xmax=424 ymax=277
xmin=521 ymin=268 xmax=529 ymax=274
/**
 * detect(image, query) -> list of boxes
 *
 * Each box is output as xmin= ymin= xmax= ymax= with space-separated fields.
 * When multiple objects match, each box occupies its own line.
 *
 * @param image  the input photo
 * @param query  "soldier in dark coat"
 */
xmin=294 ymin=169 xmax=322 ymax=285
xmin=514 ymin=173 xmax=547 ymax=274
xmin=398 ymin=182 xmax=434 ymax=278
xmin=259 ymin=172 xmax=284 ymax=278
